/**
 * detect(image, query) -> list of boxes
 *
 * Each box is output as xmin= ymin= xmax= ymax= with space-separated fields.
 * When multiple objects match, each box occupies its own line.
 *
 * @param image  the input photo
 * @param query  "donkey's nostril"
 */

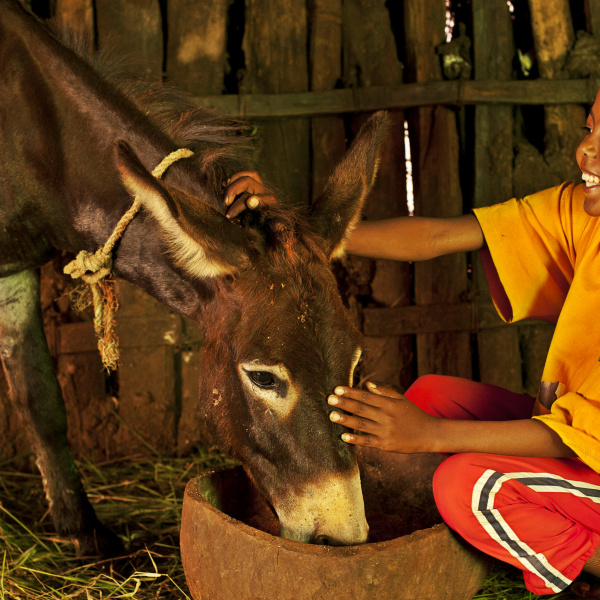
xmin=314 ymin=534 xmax=331 ymax=546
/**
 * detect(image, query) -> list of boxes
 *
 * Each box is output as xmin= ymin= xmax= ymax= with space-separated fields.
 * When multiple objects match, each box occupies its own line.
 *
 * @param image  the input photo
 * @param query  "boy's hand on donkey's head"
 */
xmin=224 ymin=171 xmax=278 ymax=219
xmin=327 ymin=382 xmax=440 ymax=454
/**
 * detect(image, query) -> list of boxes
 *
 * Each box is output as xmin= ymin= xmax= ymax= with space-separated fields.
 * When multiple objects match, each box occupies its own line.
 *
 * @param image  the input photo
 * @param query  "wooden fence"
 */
xmin=2 ymin=0 xmax=598 ymax=461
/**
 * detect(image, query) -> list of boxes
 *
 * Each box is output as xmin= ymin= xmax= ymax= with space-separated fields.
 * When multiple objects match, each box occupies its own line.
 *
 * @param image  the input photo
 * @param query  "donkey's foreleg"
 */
xmin=0 ymin=269 xmax=122 ymax=557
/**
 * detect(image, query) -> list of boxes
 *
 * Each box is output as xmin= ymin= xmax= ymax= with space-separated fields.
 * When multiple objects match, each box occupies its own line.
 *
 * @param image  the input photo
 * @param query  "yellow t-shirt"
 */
xmin=473 ymin=182 xmax=600 ymax=473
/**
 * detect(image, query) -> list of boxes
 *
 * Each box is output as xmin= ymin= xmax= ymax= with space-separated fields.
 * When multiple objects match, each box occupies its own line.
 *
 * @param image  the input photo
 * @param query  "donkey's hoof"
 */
xmin=75 ymin=524 xmax=124 ymax=559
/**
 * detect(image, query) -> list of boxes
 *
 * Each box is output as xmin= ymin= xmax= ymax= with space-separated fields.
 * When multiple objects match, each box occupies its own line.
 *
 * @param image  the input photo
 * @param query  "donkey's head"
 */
xmin=116 ymin=112 xmax=390 ymax=545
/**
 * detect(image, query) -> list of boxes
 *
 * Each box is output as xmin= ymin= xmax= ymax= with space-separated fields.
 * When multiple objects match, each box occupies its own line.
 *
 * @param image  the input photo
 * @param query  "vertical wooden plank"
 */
xmin=166 ymin=0 xmax=230 ymax=95
xmin=342 ymin=0 xmax=413 ymax=390
xmin=528 ymin=0 xmax=585 ymax=182
xmin=242 ymin=0 xmax=310 ymax=206
xmin=53 ymin=0 xmax=94 ymax=52
xmin=95 ymin=0 xmax=163 ymax=79
xmin=165 ymin=1 xmax=230 ymax=454
xmin=114 ymin=344 xmax=177 ymax=456
xmin=111 ymin=281 xmax=178 ymax=457
xmin=585 ymin=0 xmax=600 ymax=35
xmin=177 ymin=348 xmax=213 ymax=454
xmin=58 ymin=351 xmax=112 ymax=462
xmin=309 ymin=0 xmax=346 ymax=198
xmin=177 ymin=316 xmax=210 ymax=454
xmin=472 ymin=0 xmax=523 ymax=392
xmin=404 ymin=0 xmax=472 ymax=379
xmin=523 ymin=0 xmax=579 ymax=397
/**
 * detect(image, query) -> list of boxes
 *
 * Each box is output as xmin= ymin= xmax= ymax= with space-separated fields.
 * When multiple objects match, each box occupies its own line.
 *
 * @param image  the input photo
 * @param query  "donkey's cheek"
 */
xmin=252 ymin=382 xmax=300 ymax=418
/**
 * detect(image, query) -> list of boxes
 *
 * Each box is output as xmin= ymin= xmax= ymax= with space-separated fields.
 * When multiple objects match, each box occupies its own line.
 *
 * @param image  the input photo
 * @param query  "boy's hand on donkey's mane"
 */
xmin=224 ymin=171 xmax=278 ymax=219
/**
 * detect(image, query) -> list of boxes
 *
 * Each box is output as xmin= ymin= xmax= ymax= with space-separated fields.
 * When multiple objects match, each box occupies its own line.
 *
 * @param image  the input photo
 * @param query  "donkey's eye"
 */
xmin=248 ymin=371 xmax=276 ymax=388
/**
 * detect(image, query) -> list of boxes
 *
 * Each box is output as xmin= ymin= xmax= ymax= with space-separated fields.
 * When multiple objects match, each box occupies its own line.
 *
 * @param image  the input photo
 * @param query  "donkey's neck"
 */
xmin=0 ymin=0 xmax=214 ymax=318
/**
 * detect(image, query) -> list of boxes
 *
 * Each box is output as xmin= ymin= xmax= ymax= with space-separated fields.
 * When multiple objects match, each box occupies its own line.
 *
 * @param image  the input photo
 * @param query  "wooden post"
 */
xmin=404 ymin=0 xmax=472 ymax=379
xmin=53 ymin=0 xmax=94 ymax=52
xmin=165 ymin=2 xmax=232 ymax=454
xmin=585 ymin=0 xmax=600 ymax=35
xmin=342 ymin=0 xmax=413 ymax=389
xmin=309 ymin=0 xmax=346 ymax=198
xmin=242 ymin=0 xmax=310 ymax=206
xmin=95 ymin=0 xmax=163 ymax=79
xmin=528 ymin=0 xmax=586 ymax=182
xmin=166 ymin=0 xmax=230 ymax=95
xmin=111 ymin=281 xmax=178 ymax=457
xmin=523 ymin=0 xmax=580 ymax=394
xmin=472 ymin=0 xmax=524 ymax=392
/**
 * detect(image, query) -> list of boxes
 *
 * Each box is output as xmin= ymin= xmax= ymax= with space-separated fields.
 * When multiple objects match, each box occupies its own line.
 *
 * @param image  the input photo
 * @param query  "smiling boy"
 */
xmin=224 ymin=95 xmax=600 ymax=597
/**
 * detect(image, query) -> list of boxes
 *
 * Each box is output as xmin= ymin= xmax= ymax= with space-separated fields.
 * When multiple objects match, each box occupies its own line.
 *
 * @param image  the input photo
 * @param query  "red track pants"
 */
xmin=405 ymin=375 xmax=600 ymax=595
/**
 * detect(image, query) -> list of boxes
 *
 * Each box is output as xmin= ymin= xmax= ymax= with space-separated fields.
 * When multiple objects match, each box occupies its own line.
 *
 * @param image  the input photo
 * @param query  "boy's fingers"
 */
xmin=340 ymin=432 xmax=378 ymax=447
xmin=332 ymin=386 xmax=386 ymax=408
xmin=329 ymin=411 xmax=377 ymax=433
xmin=366 ymin=381 xmax=404 ymax=399
xmin=224 ymin=176 xmax=262 ymax=205
xmin=227 ymin=171 xmax=264 ymax=185
xmin=226 ymin=195 xmax=258 ymax=219
xmin=327 ymin=394 xmax=379 ymax=416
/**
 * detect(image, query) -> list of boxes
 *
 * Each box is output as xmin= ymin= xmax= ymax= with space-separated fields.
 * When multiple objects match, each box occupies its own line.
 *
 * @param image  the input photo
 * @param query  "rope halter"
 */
xmin=64 ymin=147 xmax=195 ymax=371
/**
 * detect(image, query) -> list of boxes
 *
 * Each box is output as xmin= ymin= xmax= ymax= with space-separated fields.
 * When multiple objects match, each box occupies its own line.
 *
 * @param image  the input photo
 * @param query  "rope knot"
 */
xmin=64 ymin=147 xmax=194 ymax=371
xmin=64 ymin=248 xmax=113 ymax=284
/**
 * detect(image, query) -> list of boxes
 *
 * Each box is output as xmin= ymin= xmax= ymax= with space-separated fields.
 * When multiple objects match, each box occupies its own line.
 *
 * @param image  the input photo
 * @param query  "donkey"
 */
xmin=0 ymin=0 xmax=389 ymax=555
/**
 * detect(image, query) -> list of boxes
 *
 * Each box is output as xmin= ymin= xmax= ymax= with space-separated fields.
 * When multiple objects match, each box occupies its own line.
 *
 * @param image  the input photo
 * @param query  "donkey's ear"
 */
xmin=115 ymin=141 xmax=249 ymax=279
xmin=309 ymin=111 xmax=391 ymax=259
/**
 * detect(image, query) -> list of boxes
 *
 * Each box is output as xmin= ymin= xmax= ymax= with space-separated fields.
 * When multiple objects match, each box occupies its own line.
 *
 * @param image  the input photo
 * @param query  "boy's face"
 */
xmin=577 ymin=89 xmax=600 ymax=216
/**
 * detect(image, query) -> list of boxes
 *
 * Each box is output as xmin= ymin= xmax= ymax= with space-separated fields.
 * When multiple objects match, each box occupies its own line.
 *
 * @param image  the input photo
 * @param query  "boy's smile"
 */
xmin=577 ymin=90 xmax=600 ymax=216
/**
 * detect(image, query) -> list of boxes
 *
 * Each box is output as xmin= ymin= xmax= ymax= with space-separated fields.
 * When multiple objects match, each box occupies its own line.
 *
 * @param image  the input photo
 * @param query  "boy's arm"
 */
xmin=346 ymin=214 xmax=486 ymax=261
xmin=328 ymin=384 xmax=576 ymax=458
xmin=223 ymin=172 xmax=485 ymax=261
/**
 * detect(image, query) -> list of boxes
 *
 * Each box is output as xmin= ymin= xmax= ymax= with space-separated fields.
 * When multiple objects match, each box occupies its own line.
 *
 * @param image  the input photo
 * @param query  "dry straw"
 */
xmin=0 ymin=449 xmax=568 ymax=599
xmin=0 ymin=449 xmax=236 ymax=599
xmin=64 ymin=148 xmax=194 ymax=372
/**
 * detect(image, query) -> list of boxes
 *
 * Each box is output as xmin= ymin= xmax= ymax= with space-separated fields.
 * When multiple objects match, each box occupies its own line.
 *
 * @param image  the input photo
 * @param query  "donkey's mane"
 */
xmin=45 ymin=19 xmax=329 ymax=273
xmin=46 ymin=20 xmax=254 ymax=183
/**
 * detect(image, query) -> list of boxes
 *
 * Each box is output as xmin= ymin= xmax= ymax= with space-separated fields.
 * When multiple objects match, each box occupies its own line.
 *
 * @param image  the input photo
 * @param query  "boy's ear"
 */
xmin=115 ymin=140 xmax=250 ymax=279
xmin=309 ymin=111 xmax=390 ymax=259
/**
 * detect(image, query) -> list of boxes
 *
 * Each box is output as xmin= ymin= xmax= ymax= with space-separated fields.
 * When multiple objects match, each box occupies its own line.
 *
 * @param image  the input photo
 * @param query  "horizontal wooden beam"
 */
xmin=362 ymin=303 xmax=545 ymax=336
xmin=192 ymin=78 xmax=600 ymax=119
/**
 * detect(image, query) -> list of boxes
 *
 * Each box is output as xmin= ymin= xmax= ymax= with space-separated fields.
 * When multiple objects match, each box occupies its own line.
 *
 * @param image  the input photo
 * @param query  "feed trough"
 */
xmin=180 ymin=450 xmax=492 ymax=600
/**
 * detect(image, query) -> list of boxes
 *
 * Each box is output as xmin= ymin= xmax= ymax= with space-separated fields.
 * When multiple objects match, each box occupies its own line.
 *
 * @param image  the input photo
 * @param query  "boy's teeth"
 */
xmin=582 ymin=173 xmax=600 ymax=184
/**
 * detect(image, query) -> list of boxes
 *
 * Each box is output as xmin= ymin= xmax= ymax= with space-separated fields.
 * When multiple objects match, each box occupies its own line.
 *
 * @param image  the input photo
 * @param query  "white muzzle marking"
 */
xmin=275 ymin=466 xmax=368 ymax=545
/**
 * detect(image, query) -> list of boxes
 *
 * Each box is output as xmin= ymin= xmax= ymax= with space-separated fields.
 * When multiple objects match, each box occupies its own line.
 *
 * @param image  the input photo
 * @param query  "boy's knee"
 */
xmin=433 ymin=454 xmax=486 ymax=532
xmin=406 ymin=374 xmax=446 ymax=397
xmin=405 ymin=374 xmax=460 ymax=417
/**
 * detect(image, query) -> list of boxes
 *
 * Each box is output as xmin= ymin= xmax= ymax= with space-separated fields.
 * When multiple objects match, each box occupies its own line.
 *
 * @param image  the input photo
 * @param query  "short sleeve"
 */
xmin=473 ymin=183 xmax=580 ymax=323
xmin=533 ymin=393 xmax=600 ymax=474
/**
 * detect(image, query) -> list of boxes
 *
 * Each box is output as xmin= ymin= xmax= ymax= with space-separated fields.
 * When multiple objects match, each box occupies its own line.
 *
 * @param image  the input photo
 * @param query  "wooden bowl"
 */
xmin=180 ymin=451 xmax=492 ymax=600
